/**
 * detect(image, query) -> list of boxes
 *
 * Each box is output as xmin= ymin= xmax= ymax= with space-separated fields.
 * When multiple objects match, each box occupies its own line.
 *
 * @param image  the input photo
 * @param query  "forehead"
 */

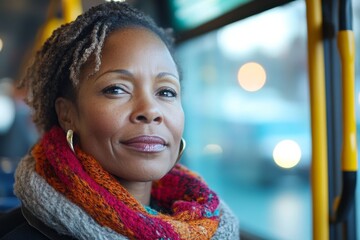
xmin=102 ymin=27 xmax=177 ymax=73
xmin=106 ymin=27 xmax=164 ymax=45
xmin=103 ymin=27 xmax=169 ymax=57
xmin=80 ymin=27 xmax=177 ymax=81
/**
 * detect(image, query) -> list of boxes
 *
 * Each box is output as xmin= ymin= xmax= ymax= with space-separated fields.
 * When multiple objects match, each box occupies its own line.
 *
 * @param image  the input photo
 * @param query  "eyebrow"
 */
xmin=95 ymin=69 xmax=179 ymax=81
xmin=156 ymin=72 xmax=179 ymax=81
xmin=95 ymin=69 xmax=133 ymax=81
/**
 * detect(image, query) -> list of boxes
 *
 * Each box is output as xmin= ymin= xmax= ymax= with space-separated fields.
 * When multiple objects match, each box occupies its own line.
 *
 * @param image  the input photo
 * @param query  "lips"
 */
xmin=121 ymin=136 xmax=167 ymax=153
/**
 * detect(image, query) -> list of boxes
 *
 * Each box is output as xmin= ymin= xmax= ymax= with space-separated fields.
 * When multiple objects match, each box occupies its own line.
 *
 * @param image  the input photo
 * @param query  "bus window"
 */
xmin=176 ymin=1 xmax=310 ymax=239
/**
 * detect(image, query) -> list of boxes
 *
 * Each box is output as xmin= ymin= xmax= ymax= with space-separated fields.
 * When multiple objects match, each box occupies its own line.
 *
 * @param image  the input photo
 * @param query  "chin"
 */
xmin=112 ymin=163 xmax=172 ymax=183
xmin=137 ymin=164 xmax=174 ymax=181
xmin=137 ymin=170 xmax=169 ymax=182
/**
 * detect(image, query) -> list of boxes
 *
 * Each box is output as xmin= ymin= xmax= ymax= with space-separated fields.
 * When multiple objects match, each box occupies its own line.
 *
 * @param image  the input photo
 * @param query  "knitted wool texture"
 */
xmin=32 ymin=126 xmax=220 ymax=240
xmin=15 ymin=155 xmax=128 ymax=240
xmin=14 ymin=155 xmax=239 ymax=239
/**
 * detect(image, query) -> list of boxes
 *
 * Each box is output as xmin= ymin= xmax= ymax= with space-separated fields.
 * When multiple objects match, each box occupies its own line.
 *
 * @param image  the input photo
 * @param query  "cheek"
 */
xmin=76 ymin=101 xmax=122 ymax=139
xmin=169 ymin=105 xmax=185 ymax=138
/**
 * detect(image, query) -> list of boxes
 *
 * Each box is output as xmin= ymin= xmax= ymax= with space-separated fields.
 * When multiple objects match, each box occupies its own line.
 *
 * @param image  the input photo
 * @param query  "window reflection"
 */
xmin=177 ymin=1 xmax=310 ymax=239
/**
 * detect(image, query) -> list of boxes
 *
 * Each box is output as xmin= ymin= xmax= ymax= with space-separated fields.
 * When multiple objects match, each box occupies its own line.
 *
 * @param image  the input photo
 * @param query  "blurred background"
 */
xmin=0 ymin=0 xmax=359 ymax=239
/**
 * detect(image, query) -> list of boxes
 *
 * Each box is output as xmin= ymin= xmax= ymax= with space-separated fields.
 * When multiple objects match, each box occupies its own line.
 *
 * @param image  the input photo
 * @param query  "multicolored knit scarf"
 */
xmin=32 ymin=126 xmax=220 ymax=240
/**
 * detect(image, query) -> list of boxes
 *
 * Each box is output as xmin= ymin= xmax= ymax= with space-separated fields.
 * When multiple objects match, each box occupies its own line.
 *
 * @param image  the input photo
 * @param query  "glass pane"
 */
xmin=176 ymin=1 xmax=310 ymax=239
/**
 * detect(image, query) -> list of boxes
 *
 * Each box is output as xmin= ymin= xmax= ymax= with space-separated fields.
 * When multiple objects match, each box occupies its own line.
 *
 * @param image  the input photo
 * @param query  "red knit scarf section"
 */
xmin=33 ymin=126 xmax=220 ymax=239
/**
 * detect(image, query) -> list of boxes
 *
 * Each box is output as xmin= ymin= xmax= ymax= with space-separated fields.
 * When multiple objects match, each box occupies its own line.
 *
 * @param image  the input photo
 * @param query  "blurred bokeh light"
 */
xmin=273 ymin=139 xmax=302 ymax=169
xmin=237 ymin=62 xmax=266 ymax=92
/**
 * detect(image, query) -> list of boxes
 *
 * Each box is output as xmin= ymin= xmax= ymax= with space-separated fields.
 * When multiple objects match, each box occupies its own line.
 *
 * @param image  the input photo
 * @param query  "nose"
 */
xmin=130 ymin=96 xmax=163 ymax=124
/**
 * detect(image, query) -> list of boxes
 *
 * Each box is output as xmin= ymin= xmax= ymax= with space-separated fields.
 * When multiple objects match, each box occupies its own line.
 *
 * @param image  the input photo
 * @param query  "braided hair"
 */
xmin=20 ymin=2 xmax=177 ymax=133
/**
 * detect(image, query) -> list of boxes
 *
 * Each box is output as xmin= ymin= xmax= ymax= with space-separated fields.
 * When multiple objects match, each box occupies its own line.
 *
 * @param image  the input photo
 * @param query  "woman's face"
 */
xmin=70 ymin=28 xmax=184 ymax=182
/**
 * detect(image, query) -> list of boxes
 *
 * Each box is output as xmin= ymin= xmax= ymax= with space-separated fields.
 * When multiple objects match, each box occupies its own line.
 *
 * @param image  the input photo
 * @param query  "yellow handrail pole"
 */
xmin=36 ymin=0 xmax=82 ymax=49
xmin=37 ymin=0 xmax=63 ymax=48
xmin=305 ymin=0 xmax=329 ymax=239
xmin=331 ymin=0 xmax=358 ymax=223
xmin=17 ymin=0 xmax=61 ymax=87
xmin=338 ymin=31 xmax=357 ymax=172
xmin=62 ymin=0 xmax=83 ymax=23
xmin=18 ymin=0 xmax=82 ymax=90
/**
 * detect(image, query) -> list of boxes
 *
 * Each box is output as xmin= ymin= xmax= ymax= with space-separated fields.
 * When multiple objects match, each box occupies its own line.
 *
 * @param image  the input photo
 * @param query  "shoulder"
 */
xmin=212 ymin=200 xmax=240 ymax=240
xmin=0 ymin=207 xmax=74 ymax=240
xmin=0 ymin=207 xmax=48 ymax=240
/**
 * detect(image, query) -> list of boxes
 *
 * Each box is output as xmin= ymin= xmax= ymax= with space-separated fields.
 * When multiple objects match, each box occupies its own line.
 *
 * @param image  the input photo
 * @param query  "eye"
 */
xmin=101 ymin=85 xmax=127 ymax=95
xmin=157 ymin=88 xmax=177 ymax=98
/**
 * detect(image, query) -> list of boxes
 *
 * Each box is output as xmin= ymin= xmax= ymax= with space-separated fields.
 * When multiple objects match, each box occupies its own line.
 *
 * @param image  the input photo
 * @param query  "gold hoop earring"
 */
xmin=177 ymin=138 xmax=186 ymax=161
xmin=66 ymin=129 xmax=75 ymax=153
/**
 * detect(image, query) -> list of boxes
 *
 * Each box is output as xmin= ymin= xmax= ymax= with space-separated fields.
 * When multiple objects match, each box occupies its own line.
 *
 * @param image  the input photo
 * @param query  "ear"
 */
xmin=55 ymin=97 xmax=77 ymax=131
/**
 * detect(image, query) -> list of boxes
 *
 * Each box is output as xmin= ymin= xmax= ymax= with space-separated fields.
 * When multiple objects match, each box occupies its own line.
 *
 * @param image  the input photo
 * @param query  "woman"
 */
xmin=0 ymin=2 xmax=239 ymax=239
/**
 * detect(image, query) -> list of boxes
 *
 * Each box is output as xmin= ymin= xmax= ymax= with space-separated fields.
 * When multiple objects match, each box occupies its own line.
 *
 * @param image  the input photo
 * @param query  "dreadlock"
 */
xmin=19 ymin=1 xmax=177 ymax=133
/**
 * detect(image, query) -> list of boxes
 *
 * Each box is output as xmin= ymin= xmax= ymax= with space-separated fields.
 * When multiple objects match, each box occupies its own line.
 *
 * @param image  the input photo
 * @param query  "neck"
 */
xmin=117 ymin=180 xmax=152 ymax=205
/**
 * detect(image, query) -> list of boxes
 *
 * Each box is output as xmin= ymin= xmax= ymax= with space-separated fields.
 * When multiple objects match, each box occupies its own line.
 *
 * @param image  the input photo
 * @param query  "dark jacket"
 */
xmin=0 ymin=207 xmax=73 ymax=240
